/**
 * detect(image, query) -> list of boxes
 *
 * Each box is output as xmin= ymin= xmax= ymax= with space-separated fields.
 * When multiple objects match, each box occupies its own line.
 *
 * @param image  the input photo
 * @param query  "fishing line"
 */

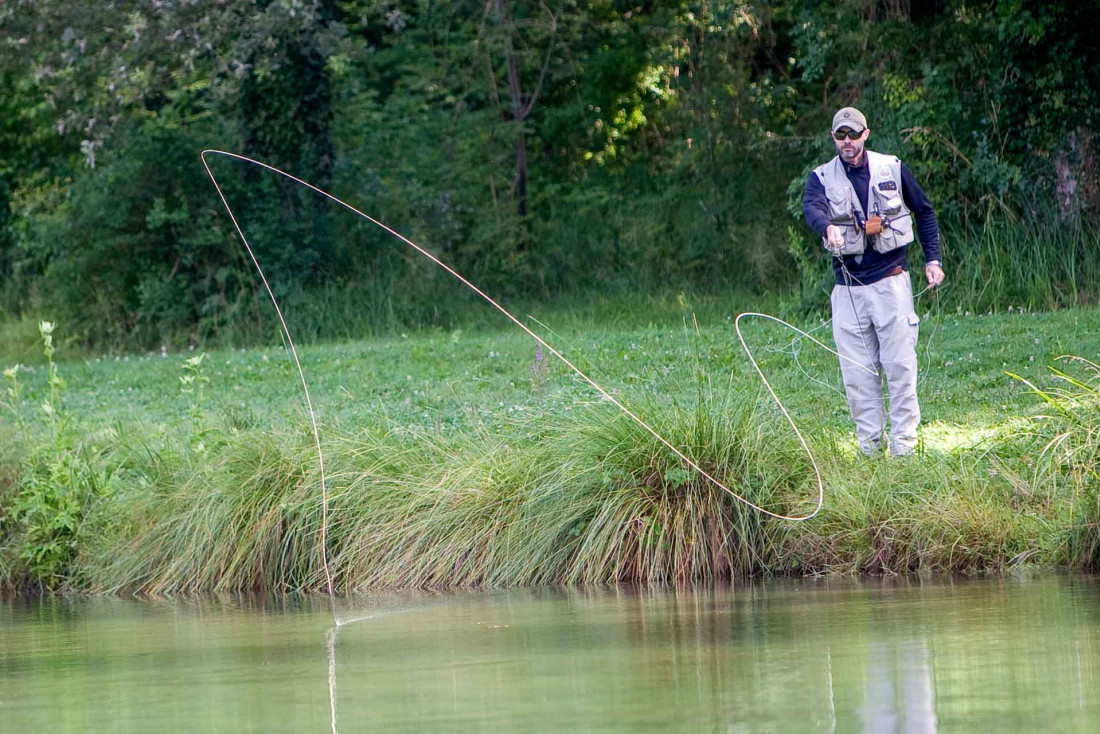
xmin=200 ymin=150 xmax=829 ymax=622
xmin=836 ymin=260 xmax=946 ymax=396
xmin=762 ymin=317 xmax=848 ymax=398
xmin=325 ymin=594 xmax=454 ymax=734
xmin=735 ymin=253 xmax=944 ymax=469
xmin=200 ymin=152 xmax=947 ymax=734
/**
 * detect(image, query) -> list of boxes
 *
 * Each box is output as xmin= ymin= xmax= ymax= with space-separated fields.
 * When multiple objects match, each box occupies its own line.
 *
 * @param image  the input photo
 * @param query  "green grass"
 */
xmin=2 ymin=293 xmax=1100 ymax=593
xmin=941 ymin=216 xmax=1100 ymax=312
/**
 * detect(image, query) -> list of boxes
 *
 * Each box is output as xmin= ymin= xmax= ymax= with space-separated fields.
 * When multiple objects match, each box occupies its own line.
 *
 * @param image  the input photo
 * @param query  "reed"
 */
xmin=942 ymin=214 xmax=1100 ymax=312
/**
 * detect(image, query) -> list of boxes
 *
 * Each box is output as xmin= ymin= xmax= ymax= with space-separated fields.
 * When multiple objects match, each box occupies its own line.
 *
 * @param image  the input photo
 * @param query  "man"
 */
xmin=802 ymin=107 xmax=945 ymax=456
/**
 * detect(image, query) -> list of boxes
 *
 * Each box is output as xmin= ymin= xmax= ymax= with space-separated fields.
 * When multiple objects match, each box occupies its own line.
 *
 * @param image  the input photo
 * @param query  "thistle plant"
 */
xmin=179 ymin=353 xmax=210 ymax=453
xmin=38 ymin=321 xmax=64 ymax=424
xmin=10 ymin=320 xmax=111 ymax=589
xmin=179 ymin=353 xmax=209 ymax=412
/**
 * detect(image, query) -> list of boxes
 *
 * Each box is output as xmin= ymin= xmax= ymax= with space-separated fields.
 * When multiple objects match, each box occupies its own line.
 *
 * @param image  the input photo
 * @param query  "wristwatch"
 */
xmin=926 ymin=260 xmax=941 ymax=267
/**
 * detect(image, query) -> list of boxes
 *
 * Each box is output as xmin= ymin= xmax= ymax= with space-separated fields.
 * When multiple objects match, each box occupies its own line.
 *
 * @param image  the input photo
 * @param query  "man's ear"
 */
xmin=863 ymin=129 xmax=871 ymax=141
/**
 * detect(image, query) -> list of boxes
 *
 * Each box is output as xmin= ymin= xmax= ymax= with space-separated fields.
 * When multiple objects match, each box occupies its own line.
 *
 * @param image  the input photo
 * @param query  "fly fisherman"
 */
xmin=802 ymin=107 xmax=945 ymax=457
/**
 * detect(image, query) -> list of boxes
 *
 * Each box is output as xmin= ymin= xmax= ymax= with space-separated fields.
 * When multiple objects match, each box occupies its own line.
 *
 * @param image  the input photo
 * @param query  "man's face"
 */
xmin=833 ymin=127 xmax=869 ymax=164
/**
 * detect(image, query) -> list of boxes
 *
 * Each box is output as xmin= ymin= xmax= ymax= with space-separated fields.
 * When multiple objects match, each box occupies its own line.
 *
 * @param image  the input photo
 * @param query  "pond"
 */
xmin=2 ymin=576 xmax=1098 ymax=732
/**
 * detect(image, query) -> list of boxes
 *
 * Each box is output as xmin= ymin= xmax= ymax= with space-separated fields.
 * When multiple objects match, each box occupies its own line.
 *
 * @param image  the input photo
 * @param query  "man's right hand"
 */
xmin=825 ymin=225 xmax=845 ymax=254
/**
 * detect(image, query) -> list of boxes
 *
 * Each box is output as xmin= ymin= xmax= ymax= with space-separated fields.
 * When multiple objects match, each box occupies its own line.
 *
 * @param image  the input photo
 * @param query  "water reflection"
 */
xmin=3 ymin=577 xmax=1100 ymax=732
xmin=859 ymin=639 xmax=936 ymax=733
xmin=321 ymin=578 xmax=1099 ymax=732
xmin=326 ymin=627 xmax=338 ymax=734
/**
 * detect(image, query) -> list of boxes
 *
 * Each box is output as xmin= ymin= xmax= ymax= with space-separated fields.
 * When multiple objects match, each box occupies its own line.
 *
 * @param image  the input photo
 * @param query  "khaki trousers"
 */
xmin=831 ymin=271 xmax=920 ymax=456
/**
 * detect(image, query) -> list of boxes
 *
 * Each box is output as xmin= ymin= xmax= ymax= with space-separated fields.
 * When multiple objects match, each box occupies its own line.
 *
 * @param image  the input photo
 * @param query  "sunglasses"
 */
xmin=833 ymin=128 xmax=864 ymax=141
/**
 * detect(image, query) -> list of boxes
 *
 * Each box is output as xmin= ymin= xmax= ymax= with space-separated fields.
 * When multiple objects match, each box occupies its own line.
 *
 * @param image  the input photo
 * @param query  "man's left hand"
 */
xmin=925 ymin=263 xmax=945 ymax=288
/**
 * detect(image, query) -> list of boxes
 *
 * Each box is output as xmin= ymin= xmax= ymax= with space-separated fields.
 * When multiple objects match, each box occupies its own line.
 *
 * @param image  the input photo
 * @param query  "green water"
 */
xmin=2 ymin=577 xmax=1099 ymax=732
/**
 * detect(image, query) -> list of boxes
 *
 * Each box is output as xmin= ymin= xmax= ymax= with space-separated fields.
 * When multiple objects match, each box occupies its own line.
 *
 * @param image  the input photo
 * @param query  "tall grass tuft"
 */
xmin=552 ymin=395 xmax=805 ymax=584
xmin=83 ymin=389 xmax=816 ymax=593
xmin=944 ymin=214 xmax=1100 ymax=311
xmin=86 ymin=430 xmax=326 ymax=594
xmin=1009 ymin=358 xmax=1100 ymax=568
xmin=326 ymin=392 xmax=810 ymax=589
xmin=780 ymin=451 xmax=1042 ymax=576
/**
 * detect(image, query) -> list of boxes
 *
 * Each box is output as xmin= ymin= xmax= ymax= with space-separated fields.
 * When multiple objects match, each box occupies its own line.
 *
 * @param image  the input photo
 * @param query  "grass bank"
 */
xmin=2 ymin=297 xmax=1099 ymax=593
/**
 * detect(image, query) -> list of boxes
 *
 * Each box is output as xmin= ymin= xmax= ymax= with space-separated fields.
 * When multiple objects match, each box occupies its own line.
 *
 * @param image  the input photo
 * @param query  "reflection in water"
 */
xmin=325 ymin=593 xmax=455 ymax=734
xmin=326 ymin=627 xmax=338 ymax=734
xmin=860 ymin=639 xmax=937 ymax=733
xmin=314 ymin=581 xmax=1095 ymax=730
xmin=826 ymin=646 xmax=836 ymax=732
xmin=3 ymin=577 xmax=1100 ymax=732
xmin=318 ymin=579 xmax=1096 ymax=732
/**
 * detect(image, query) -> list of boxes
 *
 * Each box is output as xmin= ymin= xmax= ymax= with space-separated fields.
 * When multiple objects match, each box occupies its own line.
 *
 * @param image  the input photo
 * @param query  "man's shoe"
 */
xmin=859 ymin=438 xmax=884 ymax=457
xmin=890 ymin=442 xmax=916 ymax=458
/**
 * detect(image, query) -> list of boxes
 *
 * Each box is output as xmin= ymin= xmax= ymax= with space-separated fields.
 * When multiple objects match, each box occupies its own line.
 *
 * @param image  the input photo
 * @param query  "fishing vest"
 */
xmin=813 ymin=150 xmax=914 ymax=256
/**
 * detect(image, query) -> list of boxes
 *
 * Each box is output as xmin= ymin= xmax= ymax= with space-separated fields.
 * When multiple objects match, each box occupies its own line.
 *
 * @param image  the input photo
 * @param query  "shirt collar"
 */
xmin=842 ymin=154 xmax=868 ymax=172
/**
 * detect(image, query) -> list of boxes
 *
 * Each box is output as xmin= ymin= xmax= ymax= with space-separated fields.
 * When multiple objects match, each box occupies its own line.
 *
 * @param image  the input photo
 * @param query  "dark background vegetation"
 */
xmin=1 ymin=0 xmax=1099 ymax=350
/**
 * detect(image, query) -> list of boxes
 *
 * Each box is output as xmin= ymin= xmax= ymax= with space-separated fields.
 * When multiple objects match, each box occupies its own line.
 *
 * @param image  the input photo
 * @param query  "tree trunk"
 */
xmin=497 ymin=0 xmax=529 ymax=249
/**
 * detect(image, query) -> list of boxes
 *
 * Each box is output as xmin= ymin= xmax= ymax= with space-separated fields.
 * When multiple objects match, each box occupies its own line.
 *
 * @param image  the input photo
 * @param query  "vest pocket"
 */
xmin=873 ymin=214 xmax=912 ymax=253
xmin=871 ymin=184 xmax=912 ymax=253
xmin=824 ymin=186 xmax=865 ymax=255
xmin=825 ymin=186 xmax=852 ymax=221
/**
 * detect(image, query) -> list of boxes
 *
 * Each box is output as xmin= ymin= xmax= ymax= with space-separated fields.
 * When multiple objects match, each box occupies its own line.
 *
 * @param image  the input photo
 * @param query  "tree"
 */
xmin=481 ymin=0 xmax=558 ymax=250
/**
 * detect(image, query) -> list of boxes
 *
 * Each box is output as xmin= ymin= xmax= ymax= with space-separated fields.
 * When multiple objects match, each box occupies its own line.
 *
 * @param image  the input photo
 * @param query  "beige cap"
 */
xmin=832 ymin=107 xmax=867 ymax=133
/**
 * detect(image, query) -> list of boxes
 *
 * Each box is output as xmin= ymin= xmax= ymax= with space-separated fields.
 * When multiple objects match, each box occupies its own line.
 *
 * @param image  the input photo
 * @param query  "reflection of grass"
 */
xmin=2 ymin=301 xmax=1100 ymax=592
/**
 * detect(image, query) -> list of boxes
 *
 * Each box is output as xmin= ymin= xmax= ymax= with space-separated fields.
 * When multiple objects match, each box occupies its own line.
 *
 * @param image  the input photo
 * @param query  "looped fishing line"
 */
xmin=735 ymin=252 xmax=944 ymax=483
xmin=200 ymin=150 xmax=830 ymax=625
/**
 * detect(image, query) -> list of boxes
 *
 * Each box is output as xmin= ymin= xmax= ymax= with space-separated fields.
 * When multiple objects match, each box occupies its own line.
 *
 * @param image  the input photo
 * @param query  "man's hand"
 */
xmin=925 ymin=263 xmax=945 ymax=288
xmin=825 ymin=225 xmax=845 ymax=254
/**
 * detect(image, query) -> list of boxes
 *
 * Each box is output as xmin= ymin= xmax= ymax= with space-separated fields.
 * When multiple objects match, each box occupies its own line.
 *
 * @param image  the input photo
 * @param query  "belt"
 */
xmin=885 ymin=266 xmax=905 ymax=278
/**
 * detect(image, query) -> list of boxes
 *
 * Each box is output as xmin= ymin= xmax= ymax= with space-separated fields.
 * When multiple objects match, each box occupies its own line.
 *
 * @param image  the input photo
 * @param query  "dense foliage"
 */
xmin=1 ymin=1 xmax=1098 ymax=348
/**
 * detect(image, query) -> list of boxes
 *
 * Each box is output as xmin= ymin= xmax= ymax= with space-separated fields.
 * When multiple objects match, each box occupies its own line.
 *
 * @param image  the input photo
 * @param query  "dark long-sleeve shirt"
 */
xmin=802 ymin=155 xmax=941 ymax=286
